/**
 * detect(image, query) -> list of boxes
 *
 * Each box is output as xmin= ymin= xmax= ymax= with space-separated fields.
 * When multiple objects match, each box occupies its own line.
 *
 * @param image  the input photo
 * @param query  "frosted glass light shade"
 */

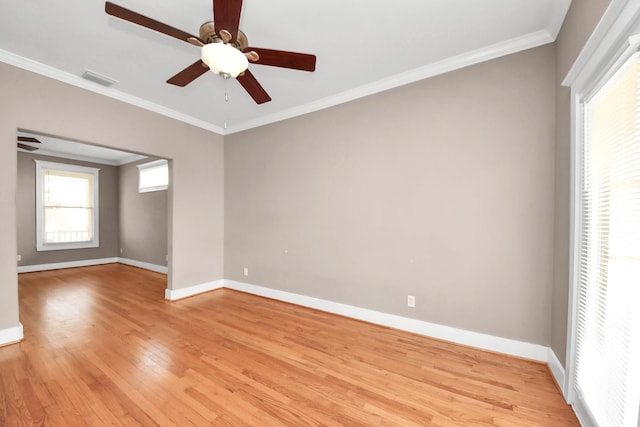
xmin=201 ymin=43 xmax=248 ymax=78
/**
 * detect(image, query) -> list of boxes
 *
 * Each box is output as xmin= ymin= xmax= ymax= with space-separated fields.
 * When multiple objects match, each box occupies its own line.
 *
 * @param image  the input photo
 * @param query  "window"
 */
xmin=571 ymin=52 xmax=640 ymax=427
xmin=137 ymin=159 xmax=168 ymax=193
xmin=35 ymin=160 xmax=100 ymax=251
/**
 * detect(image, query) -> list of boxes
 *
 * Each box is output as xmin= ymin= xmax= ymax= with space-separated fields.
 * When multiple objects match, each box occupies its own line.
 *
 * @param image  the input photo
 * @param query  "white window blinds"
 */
xmin=576 ymin=54 xmax=640 ymax=426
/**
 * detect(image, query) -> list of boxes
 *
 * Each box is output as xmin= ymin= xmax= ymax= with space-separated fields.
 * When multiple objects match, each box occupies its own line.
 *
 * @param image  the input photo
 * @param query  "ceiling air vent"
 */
xmin=81 ymin=69 xmax=118 ymax=87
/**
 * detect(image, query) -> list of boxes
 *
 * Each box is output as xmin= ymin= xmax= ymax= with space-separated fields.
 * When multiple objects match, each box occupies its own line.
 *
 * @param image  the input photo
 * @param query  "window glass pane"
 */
xmin=42 ymin=168 xmax=94 ymax=244
xmin=43 ymin=207 xmax=93 ymax=243
xmin=138 ymin=160 xmax=168 ymax=192
xmin=139 ymin=166 xmax=168 ymax=188
xmin=44 ymin=170 xmax=93 ymax=207
xmin=35 ymin=160 xmax=99 ymax=250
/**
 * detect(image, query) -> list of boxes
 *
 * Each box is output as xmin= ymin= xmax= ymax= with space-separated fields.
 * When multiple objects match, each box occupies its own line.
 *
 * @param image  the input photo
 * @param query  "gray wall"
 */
xmin=119 ymin=158 xmax=168 ymax=266
xmin=225 ymin=45 xmax=556 ymax=345
xmin=16 ymin=152 xmax=120 ymax=265
xmin=551 ymin=0 xmax=612 ymax=366
xmin=1 ymin=61 xmax=224 ymax=334
xmin=2 ymin=3 xmax=617 ymax=356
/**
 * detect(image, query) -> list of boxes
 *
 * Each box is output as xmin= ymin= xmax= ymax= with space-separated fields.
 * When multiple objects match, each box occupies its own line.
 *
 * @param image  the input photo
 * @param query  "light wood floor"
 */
xmin=2 ymin=264 xmax=578 ymax=426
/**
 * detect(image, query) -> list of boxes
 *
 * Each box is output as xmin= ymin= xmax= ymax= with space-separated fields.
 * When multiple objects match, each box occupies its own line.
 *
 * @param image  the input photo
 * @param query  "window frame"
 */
xmin=563 ymin=1 xmax=640 ymax=424
xmin=35 ymin=160 xmax=100 ymax=251
xmin=572 ymin=52 xmax=640 ymax=426
xmin=137 ymin=159 xmax=168 ymax=193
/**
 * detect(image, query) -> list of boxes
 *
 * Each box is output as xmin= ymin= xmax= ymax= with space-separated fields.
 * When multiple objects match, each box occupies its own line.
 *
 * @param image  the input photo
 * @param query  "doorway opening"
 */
xmin=16 ymin=129 xmax=171 ymax=282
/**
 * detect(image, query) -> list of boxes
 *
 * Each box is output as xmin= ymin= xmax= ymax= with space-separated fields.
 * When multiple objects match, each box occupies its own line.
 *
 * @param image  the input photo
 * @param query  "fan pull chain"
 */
xmin=223 ymin=75 xmax=229 ymax=130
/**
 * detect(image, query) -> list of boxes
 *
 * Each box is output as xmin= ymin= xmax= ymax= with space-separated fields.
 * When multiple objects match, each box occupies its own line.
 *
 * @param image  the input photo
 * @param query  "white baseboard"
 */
xmin=0 ymin=323 xmax=23 ymax=346
xmin=118 ymin=258 xmax=168 ymax=274
xmin=165 ymin=280 xmax=224 ymax=301
xmin=223 ymin=279 xmax=549 ymax=362
xmin=14 ymin=262 xmax=559 ymax=367
xmin=547 ymin=347 xmax=566 ymax=396
xmin=17 ymin=257 xmax=168 ymax=274
xmin=17 ymin=257 xmax=118 ymax=273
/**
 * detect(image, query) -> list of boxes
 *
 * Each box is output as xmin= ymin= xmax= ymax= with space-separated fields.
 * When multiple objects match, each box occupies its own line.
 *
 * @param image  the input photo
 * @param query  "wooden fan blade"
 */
xmin=236 ymin=70 xmax=271 ymax=104
xmin=105 ymin=2 xmax=201 ymax=44
xmin=167 ymin=60 xmax=210 ymax=87
xmin=17 ymin=143 xmax=38 ymax=151
xmin=17 ymin=136 xmax=42 ymax=144
xmin=213 ymin=0 xmax=243 ymax=42
xmin=245 ymin=47 xmax=316 ymax=72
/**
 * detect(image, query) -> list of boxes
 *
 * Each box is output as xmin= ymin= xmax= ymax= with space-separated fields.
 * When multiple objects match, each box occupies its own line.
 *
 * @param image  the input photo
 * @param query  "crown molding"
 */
xmin=225 ymin=29 xmax=557 ymax=134
xmin=20 ymin=147 xmax=147 ymax=166
xmin=0 ymin=49 xmax=225 ymax=135
xmin=562 ymin=0 xmax=640 ymax=88
xmin=2 ymin=23 xmax=560 ymax=137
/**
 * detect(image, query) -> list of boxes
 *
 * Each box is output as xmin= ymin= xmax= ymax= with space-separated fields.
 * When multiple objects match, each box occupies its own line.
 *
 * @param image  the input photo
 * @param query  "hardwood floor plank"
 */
xmin=1 ymin=264 xmax=579 ymax=426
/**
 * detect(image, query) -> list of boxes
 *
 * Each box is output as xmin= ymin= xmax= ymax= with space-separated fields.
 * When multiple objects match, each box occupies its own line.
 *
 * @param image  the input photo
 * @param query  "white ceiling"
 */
xmin=1 ymin=0 xmax=570 ymax=135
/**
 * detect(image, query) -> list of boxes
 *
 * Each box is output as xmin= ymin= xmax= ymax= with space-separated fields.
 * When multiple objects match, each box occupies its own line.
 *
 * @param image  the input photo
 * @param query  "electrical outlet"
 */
xmin=243 ymin=267 xmax=249 ymax=276
xmin=407 ymin=295 xmax=416 ymax=308
xmin=120 ymin=248 xmax=123 ymax=255
xmin=17 ymin=255 xmax=21 ymax=262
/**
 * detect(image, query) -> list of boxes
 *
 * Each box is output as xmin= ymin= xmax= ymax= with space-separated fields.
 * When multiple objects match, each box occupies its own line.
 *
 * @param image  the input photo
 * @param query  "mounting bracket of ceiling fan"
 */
xmin=104 ymin=1 xmax=317 ymax=104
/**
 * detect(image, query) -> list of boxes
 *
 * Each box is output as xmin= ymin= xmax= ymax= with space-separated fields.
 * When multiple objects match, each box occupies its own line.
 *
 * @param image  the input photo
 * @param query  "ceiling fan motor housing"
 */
xmin=199 ymin=21 xmax=248 ymax=50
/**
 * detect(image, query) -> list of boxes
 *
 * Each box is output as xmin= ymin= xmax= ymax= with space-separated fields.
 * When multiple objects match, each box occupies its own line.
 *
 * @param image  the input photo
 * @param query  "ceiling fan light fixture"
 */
xmin=201 ymin=42 xmax=248 ymax=78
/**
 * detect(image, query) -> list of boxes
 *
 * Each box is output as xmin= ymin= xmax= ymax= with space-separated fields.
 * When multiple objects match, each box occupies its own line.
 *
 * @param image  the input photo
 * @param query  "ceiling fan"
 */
xmin=17 ymin=136 xmax=42 ymax=151
xmin=105 ymin=1 xmax=317 ymax=104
